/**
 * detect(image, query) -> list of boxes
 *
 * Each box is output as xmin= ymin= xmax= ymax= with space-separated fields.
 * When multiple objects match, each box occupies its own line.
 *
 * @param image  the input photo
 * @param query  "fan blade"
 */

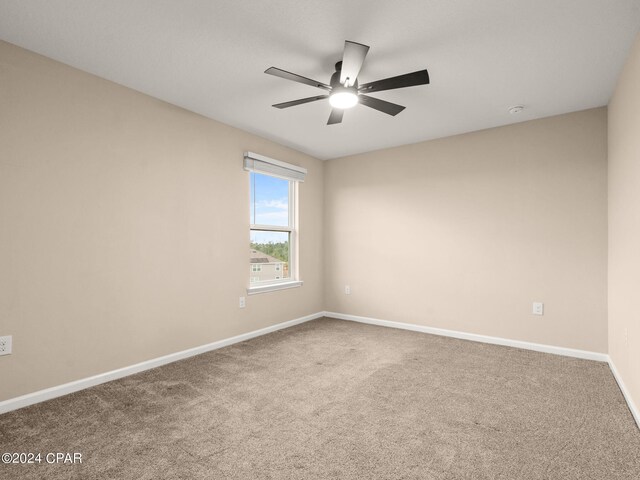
xmin=358 ymin=95 xmax=405 ymax=116
xmin=273 ymin=95 xmax=329 ymax=109
xmin=265 ymin=67 xmax=331 ymax=91
xmin=359 ymin=69 xmax=430 ymax=94
xmin=327 ymin=109 xmax=344 ymax=125
xmin=340 ymin=41 xmax=370 ymax=87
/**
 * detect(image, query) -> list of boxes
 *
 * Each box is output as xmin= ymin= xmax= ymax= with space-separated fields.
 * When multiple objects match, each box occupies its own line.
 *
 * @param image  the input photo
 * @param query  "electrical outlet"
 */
xmin=0 ymin=335 xmax=12 ymax=356
xmin=345 ymin=285 xmax=351 ymax=295
xmin=239 ymin=296 xmax=246 ymax=309
xmin=532 ymin=302 xmax=544 ymax=316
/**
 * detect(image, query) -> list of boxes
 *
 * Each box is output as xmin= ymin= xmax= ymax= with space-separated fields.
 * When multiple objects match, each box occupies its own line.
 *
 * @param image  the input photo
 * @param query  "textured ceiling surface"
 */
xmin=1 ymin=0 xmax=639 ymax=159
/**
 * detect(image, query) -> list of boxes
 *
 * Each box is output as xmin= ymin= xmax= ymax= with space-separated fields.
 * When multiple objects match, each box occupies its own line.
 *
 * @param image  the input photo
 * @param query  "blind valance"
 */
xmin=243 ymin=152 xmax=307 ymax=182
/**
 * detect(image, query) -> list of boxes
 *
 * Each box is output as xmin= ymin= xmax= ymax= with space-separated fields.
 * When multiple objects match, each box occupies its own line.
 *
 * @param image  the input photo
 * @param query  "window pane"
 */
xmin=250 ymin=230 xmax=290 ymax=284
xmin=250 ymin=172 xmax=289 ymax=227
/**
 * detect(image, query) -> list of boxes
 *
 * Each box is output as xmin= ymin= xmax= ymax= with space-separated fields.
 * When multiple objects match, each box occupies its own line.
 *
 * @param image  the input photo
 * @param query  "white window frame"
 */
xmin=245 ymin=152 xmax=304 ymax=295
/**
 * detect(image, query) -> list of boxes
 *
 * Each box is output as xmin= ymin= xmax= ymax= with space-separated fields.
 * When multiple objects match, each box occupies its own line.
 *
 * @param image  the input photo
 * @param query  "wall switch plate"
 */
xmin=345 ymin=285 xmax=351 ymax=295
xmin=0 ymin=335 xmax=12 ymax=355
xmin=239 ymin=296 xmax=246 ymax=309
xmin=532 ymin=302 xmax=544 ymax=315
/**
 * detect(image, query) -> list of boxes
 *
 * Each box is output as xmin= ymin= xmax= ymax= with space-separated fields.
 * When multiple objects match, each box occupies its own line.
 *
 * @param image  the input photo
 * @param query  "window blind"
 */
xmin=243 ymin=152 xmax=307 ymax=182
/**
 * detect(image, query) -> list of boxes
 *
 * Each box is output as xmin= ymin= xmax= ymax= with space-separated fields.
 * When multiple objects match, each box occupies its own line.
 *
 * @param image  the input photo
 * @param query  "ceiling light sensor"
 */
xmin=509 ymin=105 xmax=525 ymax=114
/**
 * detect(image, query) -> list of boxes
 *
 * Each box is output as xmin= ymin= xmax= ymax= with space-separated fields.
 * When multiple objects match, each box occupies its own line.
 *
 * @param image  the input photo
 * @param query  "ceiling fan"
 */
xmin=265 ymin=40 xmax=430 ymax=125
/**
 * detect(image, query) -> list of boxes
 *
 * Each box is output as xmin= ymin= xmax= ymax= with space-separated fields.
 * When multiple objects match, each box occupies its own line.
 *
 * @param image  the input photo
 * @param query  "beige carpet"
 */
xmin=1 ymin=317 xmax=639 ymax=479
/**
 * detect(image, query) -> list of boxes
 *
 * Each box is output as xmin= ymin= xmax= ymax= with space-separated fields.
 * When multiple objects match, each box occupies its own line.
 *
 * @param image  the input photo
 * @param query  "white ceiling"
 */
xmin=1 ymin=1 xmax=639 ymax=160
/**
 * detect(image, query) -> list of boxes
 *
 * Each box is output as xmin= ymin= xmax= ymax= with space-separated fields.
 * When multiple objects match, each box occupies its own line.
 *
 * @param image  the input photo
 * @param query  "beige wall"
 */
xmin=324 ymin=108 xmax=608 ymax=353
xmin=608 ymin=33 xmax=640 ymax=416
xmin=0 ymin=41 xmax=324 ymax=401
xmin=0 ymin=37 xmax=621 ymax=406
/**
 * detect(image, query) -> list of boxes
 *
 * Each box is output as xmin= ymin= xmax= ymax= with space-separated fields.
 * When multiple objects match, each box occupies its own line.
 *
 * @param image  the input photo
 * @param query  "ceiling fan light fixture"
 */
xmin=329 ymin=89 xmax=358 ymax=109
xmin=265 ymin=40 xmax=430 ymax=123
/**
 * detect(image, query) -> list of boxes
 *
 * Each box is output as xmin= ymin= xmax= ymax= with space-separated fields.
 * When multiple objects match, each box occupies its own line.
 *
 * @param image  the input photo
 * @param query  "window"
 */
xmin=244 ymin=152 xmax=306 ymax=294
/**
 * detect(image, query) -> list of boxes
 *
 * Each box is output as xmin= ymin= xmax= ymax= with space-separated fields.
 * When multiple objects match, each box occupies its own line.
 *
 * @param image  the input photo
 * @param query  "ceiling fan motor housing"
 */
xmin=331 ymin=62 xmax=358 ymax=91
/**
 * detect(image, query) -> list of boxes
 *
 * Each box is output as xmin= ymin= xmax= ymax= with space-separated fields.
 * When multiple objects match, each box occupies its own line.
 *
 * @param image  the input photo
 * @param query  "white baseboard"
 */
xmin=0 ymin=311 xmax=324 ymax=415
xmin=323 ymin=311 xmax=609 ymax=362
xmin=608 ymin=358 xmax=640 ymax=429
xmin=3 ymin=310 xmax=638 ymax=432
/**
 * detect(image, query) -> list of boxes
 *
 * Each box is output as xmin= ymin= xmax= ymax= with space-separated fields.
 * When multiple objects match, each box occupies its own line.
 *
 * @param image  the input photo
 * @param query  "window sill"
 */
xmin=247 ymin=280 xmax=303 ymax=295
